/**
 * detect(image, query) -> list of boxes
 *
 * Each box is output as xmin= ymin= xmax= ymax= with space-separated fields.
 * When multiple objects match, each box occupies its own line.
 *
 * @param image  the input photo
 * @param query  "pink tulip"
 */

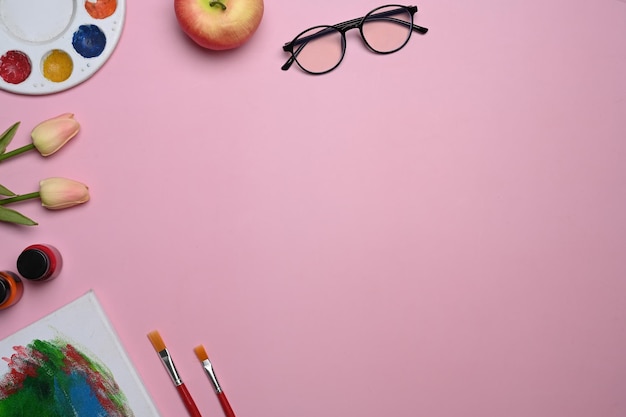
xmin=30 ymin=113 xmax=80 ymax=156
xmin=39 ymin=177 xmax=90 ymax=210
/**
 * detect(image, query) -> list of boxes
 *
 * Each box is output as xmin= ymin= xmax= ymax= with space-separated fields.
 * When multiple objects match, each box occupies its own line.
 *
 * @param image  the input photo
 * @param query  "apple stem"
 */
xmin=209 ymin=1 xmax=226 ymax=10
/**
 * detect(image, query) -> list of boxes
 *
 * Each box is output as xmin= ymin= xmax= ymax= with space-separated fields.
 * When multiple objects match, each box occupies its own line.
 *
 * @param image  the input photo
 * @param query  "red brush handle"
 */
xmin=217 ymin=391 xmax=236 ymax=417
xmin=177 ymin=383 xmax=202 ymax=417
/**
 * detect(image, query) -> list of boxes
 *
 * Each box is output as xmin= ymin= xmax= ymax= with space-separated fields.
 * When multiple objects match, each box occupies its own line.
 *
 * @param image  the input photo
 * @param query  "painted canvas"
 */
xmin=0 ymin=290 xmax=161 ymax=416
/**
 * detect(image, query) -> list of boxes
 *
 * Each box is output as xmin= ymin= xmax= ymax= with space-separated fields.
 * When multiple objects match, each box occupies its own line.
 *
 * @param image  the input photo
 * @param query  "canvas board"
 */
xmin=0 ymin=290 xmax=161 ymax=416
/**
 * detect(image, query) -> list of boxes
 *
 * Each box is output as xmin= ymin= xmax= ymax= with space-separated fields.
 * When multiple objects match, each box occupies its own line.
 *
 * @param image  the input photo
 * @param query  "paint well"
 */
xmin=42 ymin=49 xmax=73 ymax=82
xmin=0 ymin=0 xmax=75 ymax=43
xmin=72 ymin=24 xmax=106 ymax=58
xmin=0 ymin=50 xmax=31 ymax=84
xmin=85 ymin=0 xmax=117 ymax=19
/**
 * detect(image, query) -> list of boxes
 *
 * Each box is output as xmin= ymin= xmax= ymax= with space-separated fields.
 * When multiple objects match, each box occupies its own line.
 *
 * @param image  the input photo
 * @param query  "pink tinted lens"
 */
xmin=294 ymin=26 xmax=344 ymax=73
xmin=362 ymin=6 xmax=412 ymax=53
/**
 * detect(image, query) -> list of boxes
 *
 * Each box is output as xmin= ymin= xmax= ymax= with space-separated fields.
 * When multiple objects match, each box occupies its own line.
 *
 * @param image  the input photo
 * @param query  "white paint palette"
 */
xmin=0 ymin=0 xmax=126 ymax=95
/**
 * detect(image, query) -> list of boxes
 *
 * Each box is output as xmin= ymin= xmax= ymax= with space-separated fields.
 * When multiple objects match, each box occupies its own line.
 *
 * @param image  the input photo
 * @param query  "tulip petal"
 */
xmin=50 ymin=113 xmax=75 ymax=120
xmin=31 ymin=114 xmax=80 ymax=156
xmin=39 ymin=177 xmax=90 ymax=210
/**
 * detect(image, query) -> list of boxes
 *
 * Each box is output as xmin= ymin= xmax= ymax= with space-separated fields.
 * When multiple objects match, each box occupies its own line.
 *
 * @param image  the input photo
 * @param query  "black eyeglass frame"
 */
xmin=281 ymin=4 xmax=428 ymax=75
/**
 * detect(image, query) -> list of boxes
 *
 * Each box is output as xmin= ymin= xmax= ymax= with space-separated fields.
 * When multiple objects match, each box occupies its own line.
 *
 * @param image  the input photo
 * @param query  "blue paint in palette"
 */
xmin=72 ymin=25 xmax=107 ymax=58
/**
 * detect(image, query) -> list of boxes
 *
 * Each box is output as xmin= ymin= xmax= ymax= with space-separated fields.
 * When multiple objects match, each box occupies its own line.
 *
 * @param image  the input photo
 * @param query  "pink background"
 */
xmin=2 ymin=0 xmax=626 ymax=416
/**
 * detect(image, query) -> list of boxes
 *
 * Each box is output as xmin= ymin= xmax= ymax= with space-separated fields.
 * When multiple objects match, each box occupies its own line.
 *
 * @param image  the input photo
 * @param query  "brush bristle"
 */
xmin=147 ymin=330 xmax=166 ymax=352
xmin=193 ymin=345 xmax=209 ymax=362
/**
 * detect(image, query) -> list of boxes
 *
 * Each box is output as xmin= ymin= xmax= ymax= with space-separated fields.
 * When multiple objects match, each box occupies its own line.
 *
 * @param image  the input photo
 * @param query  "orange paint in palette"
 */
xmin=85 ymin=0 xmax=117 ymax=19
xmin=0 ymin=0 xmax=126 ymax=95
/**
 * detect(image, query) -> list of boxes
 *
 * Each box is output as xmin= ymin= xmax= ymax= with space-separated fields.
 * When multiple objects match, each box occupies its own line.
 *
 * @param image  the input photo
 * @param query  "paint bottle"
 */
xmin=0 ymin=271 xmax=24 ymax=310
xmin=17 ymin=244 xmax=63 ymax=282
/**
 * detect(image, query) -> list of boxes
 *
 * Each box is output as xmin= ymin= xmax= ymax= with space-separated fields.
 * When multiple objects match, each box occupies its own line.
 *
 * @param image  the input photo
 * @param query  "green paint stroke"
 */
xmin=0 ymin=338 xmax=134 ymax=416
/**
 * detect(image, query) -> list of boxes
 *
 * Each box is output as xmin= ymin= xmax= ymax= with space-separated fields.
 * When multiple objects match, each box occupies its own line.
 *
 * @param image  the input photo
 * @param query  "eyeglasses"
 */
xmin=281 ymin=4 xmax=428 ymax=75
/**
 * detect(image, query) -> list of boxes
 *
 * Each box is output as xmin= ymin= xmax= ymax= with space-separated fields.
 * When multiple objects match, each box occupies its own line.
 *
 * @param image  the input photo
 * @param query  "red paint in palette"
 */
xmin=0 ymin=50 xmax=31 ymax=84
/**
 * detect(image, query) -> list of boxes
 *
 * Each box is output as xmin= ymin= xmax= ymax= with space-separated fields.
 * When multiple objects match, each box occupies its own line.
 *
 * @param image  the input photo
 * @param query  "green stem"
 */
xmin=209 ymin=1 xmax=226 ymax=10
xmin=0 ymin=191 xmax=40 ymax=205
xmin=0 ymin=143 xmax=36 ymax=162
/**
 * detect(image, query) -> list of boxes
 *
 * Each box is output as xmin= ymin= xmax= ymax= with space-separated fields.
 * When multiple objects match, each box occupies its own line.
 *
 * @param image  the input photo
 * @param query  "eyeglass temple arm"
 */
xmin=281 ymin=57 xmax=295 ymax=71
xmin=411 ymin=23 xmax=429 ymax=34
xmin=281 ymin=45 xmax=303 ymax=71
xmin=281 ymin=11 xmax=428 ymax=71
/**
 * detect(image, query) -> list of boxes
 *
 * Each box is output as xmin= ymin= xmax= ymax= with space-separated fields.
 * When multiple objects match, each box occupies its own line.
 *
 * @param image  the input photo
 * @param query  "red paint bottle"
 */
xmin=17 ymin=244 xmax=63 ymax=282
xmin=0 ymin=271 xmax=24 ymax=310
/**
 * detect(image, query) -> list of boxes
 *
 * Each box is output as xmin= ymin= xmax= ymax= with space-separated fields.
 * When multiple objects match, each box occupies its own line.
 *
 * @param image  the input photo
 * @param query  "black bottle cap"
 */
xmin=17 ymin=248 xmax=50 ymax=280
xmin=0 ymin=279 xmax=8 ymax=303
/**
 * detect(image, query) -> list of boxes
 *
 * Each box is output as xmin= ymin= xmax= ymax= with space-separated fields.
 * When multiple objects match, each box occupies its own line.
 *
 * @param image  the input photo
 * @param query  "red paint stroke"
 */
xmin=0 ymin=345 xmax=45 ymax=396
xmin=61 ymin=343 xmax=125 ymax=413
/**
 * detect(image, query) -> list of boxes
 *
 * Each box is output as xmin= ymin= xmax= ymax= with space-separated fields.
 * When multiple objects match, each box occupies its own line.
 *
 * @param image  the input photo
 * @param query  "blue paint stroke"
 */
xmin=54 ymin=370 xmax=109 ymax=416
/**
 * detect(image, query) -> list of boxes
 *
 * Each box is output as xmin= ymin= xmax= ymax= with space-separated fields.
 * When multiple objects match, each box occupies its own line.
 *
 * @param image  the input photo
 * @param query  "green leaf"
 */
xmin=0 ymin=121 xmax=20 ymax=154
xmin=0 ymin=205 xmax=38 ymax=226
xmin=0 ymin=183 xmax=16 ymax=196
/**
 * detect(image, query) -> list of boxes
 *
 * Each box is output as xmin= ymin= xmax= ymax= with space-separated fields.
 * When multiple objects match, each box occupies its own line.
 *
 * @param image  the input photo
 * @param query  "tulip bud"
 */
xmin=39 ymin=177 xmax=90 ymax=210
xmin=30 ymin=113 xmax=80 ymax=156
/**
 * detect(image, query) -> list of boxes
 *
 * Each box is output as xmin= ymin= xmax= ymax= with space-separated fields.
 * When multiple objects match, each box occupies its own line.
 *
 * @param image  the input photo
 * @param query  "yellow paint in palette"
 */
xmin=42 ymin=49 xmax=73 ymax=82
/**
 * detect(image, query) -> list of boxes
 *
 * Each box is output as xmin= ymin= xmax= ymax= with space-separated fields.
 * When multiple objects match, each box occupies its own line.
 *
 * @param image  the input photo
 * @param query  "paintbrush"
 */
xmin=194 ymin=344 xmax=236 ymax=417
xmin=148 ymin=330 xmax=202 ymax=417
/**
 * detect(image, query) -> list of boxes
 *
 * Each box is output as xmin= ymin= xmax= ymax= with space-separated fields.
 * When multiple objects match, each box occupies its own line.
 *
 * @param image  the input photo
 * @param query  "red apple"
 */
xmin=174 ymin=0 xmax=264 ymax=50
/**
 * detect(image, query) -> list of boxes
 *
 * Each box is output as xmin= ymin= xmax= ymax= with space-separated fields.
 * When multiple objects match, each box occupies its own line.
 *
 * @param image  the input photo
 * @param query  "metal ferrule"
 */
xmin=201 ymin=359 xmax=223 ymax=393
xmin=158 ymin=349 xmax=183 ymax=386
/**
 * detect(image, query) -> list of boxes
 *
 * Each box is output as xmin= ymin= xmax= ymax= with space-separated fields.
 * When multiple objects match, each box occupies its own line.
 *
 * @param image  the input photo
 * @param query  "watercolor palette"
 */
xmin=0 ymin=0 xmax=126 ymax=95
